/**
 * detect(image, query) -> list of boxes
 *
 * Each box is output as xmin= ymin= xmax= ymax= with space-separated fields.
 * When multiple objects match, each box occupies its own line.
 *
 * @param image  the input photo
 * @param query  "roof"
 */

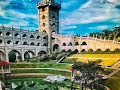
xmin=0 ymin=61 xmax=10 ymax=66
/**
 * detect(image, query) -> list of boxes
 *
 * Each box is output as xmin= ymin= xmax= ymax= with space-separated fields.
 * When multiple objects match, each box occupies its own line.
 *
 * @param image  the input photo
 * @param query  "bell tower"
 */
xmin=37 ymin=0 xmax=61 ymax=54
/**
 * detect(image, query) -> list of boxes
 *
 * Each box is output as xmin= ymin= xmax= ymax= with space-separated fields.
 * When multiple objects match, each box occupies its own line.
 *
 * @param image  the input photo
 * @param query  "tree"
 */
xmin=72 ymin=61 xmax=104 ymax=90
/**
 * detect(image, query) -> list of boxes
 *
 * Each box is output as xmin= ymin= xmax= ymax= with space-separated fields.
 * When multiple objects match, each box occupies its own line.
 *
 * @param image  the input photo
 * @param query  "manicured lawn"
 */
xmin=63 ymin=54 xmax=120 ymax=67
xmin=104 ymin=71 xmax=120 ymax=90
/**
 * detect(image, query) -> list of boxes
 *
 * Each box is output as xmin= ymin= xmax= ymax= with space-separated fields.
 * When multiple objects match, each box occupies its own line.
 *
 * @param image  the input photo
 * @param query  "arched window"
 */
xmin=81 ymin=41 xmax=87 ymax=45
xmin=0 ymin=31 xmax=2 ymax=35
xmin=14 ymin=33 xmax=19 ymax=37
xmin=62 ymin=43 xmax=66 ymax=46
xmin=23 ymin=42 xmax=28 ymax=45
xmin=52 ymin=30 xmax=56 ymax=33
xmin=52 ymin=23 xmax=55 ymax=27
xmin=43 ymin=36 xmax=47 ymax=39
xmin=75 ymin=42 xmax=79 ymax=45
xmin=42 ymin=15 xmax=45 ymax=19
xmin=43 ymin=43 xmax=47 ymax=46
xmin=15 ymin=41 xmax=19 ymax=44
xmin=52 ymin=15 xmax=55 ymax=19
xmin=42 ymin=23 xmax=45 ymax=27
xmin=42 ymin=8 xmax=45 ymax=12
xmin=7 ymin=40 xmax=11 ymax=44
xmin=0 ymin=40 xmax=2 ymax=44
xmin=37 ymin=36 xmax=40 ymax=39
xmin=6 ymin=32 xmax=11 ymax=36
xmin=68 ymin=42 xmax=72 ymax=46
xmin=42 ymin=30 xmax=46 ymax=33
xmin=37 ymin=43 xmax=40 ymax=46
xmin=22 ymin=34 xmax=27 ymax=37
xmin=30 ymin=42 xmax=35 ymax=46
xmin=30 ymin=35 xmax=34 ymax=38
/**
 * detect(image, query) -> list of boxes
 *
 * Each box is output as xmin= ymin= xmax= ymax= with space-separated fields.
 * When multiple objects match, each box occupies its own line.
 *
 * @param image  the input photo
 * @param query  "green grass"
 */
xmin=104 ymin=71 xmax=120 ymax=90
xmin=11 ymin=69 xmax=71 ymax=77
xmin=11 ymin=63 xmax=72 ymax=70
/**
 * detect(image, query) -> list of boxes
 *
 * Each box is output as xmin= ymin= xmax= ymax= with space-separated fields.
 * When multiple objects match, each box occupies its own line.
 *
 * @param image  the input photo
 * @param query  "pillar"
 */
xmin=21 ymin=48 xmax=24 ymax=61
xmin=5 ymin=48 xmax=9 ymax=61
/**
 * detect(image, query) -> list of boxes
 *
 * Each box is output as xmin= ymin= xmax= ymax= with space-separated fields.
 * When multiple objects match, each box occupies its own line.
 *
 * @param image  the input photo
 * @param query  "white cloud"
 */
xmin=60 ymin=0 xmax=120 ymax=31
xmin=89 ymin=25 xmax=109 ymax=30
xmin=2 ymin=21 xmax=29 ymax=28
xmin=62 ymin=0 xmax=78 ymax=9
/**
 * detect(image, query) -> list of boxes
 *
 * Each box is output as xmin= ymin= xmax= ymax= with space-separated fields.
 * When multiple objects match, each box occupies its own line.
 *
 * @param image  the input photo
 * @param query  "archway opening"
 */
xmin=30 ymin=35 xmax=34 ymax=38
xmin=62 ymin=43 xmax=66 ymax=46
xmin=105 ymin=48 xmax=110 ymax=52
xmin=96 ymin=49 xmax=102 ymax=52
xmin=67 ymin=49 xmax=72 ymax=53
xmin=38 ymin=51 xmax=47 ymax=56
xmin=68 ymin=42 xmax=72 ymax=46
xmin=0 ymin=40 xmax=2 ymax=44
xmin=53 ymin=44 xmax=59 ymax=52
xmin=88 ymin=49 xmax=94 ymax=52
xmin=61 ymin=49 xmax=66 ymax=53
xmin=75 ymin=42 xmax=79 ymax=45
xmin=24 ymin=51 xmax=35 ymax=61
xmin=81 ymin=42 xmax=87 ymax=45
xmin=8 ymin=50 xmax=21 ymax=62
xmin=73 ymin=49 xmax=79 ymax=54
xmin=0 ymin=51 xmax=5 ymax=61
xmin=81 ymin=49 xmax=86 ymax=52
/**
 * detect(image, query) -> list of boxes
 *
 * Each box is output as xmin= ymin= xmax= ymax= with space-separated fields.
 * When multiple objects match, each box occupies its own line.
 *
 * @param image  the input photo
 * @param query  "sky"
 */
xmin=0 ymin=0 xmax=120 ymax=35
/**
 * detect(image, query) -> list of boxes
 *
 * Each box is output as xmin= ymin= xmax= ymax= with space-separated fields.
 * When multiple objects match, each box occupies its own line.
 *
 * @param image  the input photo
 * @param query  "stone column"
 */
xmin=5 ymin=48 xmax=9 ymax=61
xmin=21 ymin=48 xmax=24 ymax=61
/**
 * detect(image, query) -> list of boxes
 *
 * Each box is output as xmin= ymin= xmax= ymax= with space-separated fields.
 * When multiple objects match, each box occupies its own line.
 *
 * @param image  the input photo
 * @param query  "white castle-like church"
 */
xmin=0 ymin=0 xmax=120 ymax=62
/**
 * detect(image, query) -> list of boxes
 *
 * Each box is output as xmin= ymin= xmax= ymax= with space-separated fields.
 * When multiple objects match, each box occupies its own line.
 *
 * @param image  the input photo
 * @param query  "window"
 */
xmin=52 ymin=15 xmax=55 ymax=19
xmin=42 ymin=23 xmax=45 ymax=27
xmin=43 ymin=30 xmax=46 ymax=33
xmin=52 ymin=23 xmax=55 ymax=27
xmin=42 ymin=15 xmax=45 ymax=19
xmin=42 ymin=8 xmax=45 ymax=12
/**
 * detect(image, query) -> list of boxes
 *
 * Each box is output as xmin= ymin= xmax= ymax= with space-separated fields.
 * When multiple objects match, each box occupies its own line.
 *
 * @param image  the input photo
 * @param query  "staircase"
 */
xmin=112 ymin=60 xmax=120 ymax=68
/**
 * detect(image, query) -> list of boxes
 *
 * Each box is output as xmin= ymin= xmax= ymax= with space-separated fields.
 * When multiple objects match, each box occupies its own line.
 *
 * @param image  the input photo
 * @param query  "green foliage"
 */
xmin=89 ymin=26 xmax=120 ymax=42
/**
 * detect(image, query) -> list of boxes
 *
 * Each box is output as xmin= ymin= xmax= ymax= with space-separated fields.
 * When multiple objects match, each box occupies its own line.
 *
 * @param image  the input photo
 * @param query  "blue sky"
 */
xmin=0 ymin=0 xmax=120 ymax=35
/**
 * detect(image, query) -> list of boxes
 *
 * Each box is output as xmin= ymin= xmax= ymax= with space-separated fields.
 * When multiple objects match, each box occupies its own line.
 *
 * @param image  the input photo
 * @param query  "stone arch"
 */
xmin=42 ymin=15 xmax=45 ymax=19
xmin=43 ymin=43 xmax=47 ymax=46
xmin=43 ymin=36 xmax=47 ymax=39
xmin=0 ymin=31 xmax=3 ymax=36
xmin=81 ymin=41 xmax=87 ymax=45
xmin=24 ymin=50 xmax=35 ymax=60
xmin=38 ymin=51 xmax=47 ymax=56
xmin=61 ymin=49 xmax=66 ymax=53
xmin=53 ymin=44 xmax=59 ymax=52
xmin=96 ymin=49 xmax=102 ymax=52
xmin=42 ymin=30 xmax=46 ymax=33
xmin=8 ymin=50 xmax=21 ymax=62
xmin=37 ymin=43 xmax=40 ymax=46
xmin=0 ymin=39 xmax=3 ymax=44
xmin=52 ymin=30 xmax=56 ymax=34
xmin=23 ymin=42 xmax=28 ymax=45
xmin=81 ymin=49 xmax=86 ymax=52
xmin=73 ymin=49 xmax=79 ymax=53
xmin=15 ymin=41 xmax=19 ymax=45
xmin=67 ymin=49 xmax=72 ymax=52
xmin=62 ymin=43 xmax=66 ymax=46
xmin=7 ymin=40 xmax=12 ymax=44
xmin=6 ymin=32 xmax=12 ymax=36
xmin=75 ymin=42 xmax=79 ymax=45
xmin=36 ymin=36 xmax=40 ymax=39
xmin=105 ymin=48 xmax=110 ymax=52
xmin=42 ymin=23 xmax=45 ymax=27
xmin=68 ymin=42 xmax=72 ymax=46
xmin=114 ymin=48 xmax=120 ymax=52
xmin=88 ymin=49 xmax=94 ymax=52
xmin=30 ymin=42 xmax=35 ymax=46
xmin=14 ymin=33 xmax=19 ymax=37
xmin=30 ymin=35 xmax=34 ymax=38
xmin=0 ymin=51 xmax=5 ymax=61
xmin=22 ymin=34 xmax=27 ymax=37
